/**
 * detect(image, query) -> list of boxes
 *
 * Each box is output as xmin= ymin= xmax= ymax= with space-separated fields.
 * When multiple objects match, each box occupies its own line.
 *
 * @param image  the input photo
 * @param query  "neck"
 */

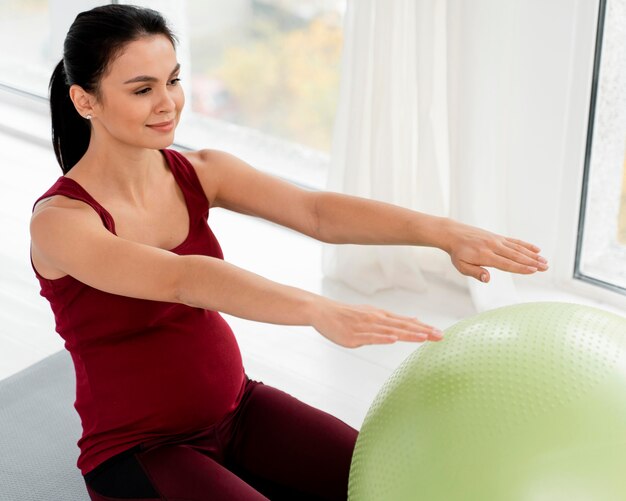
xmin=69 ymin=136 xmax=167 ymax=206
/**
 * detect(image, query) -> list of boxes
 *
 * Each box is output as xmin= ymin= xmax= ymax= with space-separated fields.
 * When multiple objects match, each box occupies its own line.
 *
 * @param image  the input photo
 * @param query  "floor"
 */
xmin=2 ymin=130 xmax=625 ymax=432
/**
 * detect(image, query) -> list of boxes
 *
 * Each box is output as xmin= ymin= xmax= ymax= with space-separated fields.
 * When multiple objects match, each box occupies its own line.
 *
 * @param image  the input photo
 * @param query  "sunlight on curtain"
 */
xmin=322 ymin=0 xmax=450 ymax=296
xmin=323 ymin=0 xmax=561 ymax=311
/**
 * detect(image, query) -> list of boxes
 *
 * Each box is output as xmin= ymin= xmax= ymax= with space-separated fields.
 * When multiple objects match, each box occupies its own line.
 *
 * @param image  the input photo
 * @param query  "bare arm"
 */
xmin=313 ymin=192 xmax=549 ymax=283
xmin=188 ymin=151 xmax=548 ymax=284
xmin=314 ymin=192 xmax=449 ymax=247
xmin=30 ymin=201 xmax=442 ymax=347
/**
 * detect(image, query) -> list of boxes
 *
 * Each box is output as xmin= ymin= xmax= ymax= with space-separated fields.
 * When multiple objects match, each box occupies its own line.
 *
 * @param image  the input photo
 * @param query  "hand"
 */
xmin=310 ymin=298 xmax=444 ymax=348
xmin=444 ymin=220 xmax=549 ymax=283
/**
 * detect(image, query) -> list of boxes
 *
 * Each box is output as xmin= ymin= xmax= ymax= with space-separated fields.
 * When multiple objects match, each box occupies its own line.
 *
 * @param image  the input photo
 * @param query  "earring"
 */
xmin=85 ymin=114 xmax=92 ymax=120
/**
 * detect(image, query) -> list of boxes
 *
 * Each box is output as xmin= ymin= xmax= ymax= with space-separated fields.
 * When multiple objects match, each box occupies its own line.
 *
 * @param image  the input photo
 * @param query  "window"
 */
xmin=0 ymin=0 xmax=52 ymax=96
xmin=121 ymin=0 xmax=346 ymax=188
xmin=186 ymin=0 xmax=344 ymax=153
xmin=575 ymin=0 xmax=626 ymax=293
xmin=0 ymin=0 xmax=345 ymax=189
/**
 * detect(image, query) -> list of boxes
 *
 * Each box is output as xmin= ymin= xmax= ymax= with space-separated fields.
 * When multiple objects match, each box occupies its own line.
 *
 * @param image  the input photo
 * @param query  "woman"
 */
xmin=29 ymin=5 xmax=548 ymax=501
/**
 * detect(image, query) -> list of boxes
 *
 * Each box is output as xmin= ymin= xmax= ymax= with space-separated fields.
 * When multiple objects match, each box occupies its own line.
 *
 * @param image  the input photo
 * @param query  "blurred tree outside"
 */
xmin=189 ymin=1 xmax=344 ymax=153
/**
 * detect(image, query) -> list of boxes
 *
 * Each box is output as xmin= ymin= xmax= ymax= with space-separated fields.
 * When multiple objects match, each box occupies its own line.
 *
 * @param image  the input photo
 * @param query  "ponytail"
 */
xmin=49 ymin=59 xmax=91 ymax=174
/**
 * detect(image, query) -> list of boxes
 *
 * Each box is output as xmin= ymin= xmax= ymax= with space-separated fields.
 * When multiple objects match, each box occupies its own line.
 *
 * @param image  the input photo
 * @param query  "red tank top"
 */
xmin=31 ymin=149 xmax=245 ymax=476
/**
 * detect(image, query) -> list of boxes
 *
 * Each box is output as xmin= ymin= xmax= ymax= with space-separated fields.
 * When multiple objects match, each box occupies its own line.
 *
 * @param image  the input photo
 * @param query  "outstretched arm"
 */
xmin=30 ymin=200 xmax=443 ymax=348
xmin=187 ymin=149 xmax=547 ymax=284
xmin=313 ymin=192 xmax=549 ymax=282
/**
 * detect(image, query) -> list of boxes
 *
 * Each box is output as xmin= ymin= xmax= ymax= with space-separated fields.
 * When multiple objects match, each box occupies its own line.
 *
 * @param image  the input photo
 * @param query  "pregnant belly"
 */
xmin=81 ymin=312 xmax=245 ymax=434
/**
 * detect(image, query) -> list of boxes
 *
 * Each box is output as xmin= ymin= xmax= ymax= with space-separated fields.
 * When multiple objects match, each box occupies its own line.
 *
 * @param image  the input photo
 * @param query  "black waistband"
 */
xmin=83 ymin=443 xmax=143 ymax=480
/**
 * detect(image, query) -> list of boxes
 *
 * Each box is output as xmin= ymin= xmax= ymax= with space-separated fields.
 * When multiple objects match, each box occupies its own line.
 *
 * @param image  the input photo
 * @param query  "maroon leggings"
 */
xmin=84 ymin=376 xmax=358 ymax=500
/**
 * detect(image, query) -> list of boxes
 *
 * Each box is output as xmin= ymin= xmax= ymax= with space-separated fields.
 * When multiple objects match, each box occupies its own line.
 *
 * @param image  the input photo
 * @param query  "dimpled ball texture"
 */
xmin=348 ymin=302 xmax=626 ymax=501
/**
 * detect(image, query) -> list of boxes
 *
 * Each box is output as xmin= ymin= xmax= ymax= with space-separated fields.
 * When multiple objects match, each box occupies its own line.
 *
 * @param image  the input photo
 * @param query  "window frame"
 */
xmin=554 ymin=0 xmax=626 ymax=310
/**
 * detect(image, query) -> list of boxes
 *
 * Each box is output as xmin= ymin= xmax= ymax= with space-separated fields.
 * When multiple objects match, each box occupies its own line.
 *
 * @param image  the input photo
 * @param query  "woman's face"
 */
xmin=90 ymin=35 xmax=184 ymax=150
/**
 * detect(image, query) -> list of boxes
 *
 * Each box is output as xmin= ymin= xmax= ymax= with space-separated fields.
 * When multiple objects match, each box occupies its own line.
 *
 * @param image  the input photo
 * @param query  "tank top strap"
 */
xmin=161 ymin=149 xmax=210 ymax=216
xmin=32 ymin=177 xmax=116 ymax=233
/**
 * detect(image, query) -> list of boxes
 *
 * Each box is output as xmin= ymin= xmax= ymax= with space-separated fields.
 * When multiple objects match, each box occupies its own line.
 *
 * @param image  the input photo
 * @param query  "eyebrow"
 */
xmin=123 ymin=63 xmax=181 ymax=84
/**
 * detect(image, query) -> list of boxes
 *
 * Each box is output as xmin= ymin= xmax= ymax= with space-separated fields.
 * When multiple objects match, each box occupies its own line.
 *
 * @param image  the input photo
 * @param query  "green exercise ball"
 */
xmin=349 ymin=302 xmax=626 ymax=501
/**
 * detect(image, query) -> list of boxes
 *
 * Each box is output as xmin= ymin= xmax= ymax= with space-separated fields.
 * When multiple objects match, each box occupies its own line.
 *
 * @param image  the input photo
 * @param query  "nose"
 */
xmin=155 ymin=87 xmax=177 ymax=114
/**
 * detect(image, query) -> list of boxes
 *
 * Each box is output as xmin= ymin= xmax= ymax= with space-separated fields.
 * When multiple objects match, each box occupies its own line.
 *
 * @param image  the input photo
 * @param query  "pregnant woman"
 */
xmin=30 ymin=5 xmax=548 ymax=500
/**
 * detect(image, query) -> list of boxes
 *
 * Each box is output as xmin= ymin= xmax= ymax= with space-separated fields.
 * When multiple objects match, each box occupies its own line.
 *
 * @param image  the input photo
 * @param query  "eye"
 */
xmin=168 ymin=77 xmax=181 ymax=86
xmin=134 ymin=87 xmax=151 ymax=96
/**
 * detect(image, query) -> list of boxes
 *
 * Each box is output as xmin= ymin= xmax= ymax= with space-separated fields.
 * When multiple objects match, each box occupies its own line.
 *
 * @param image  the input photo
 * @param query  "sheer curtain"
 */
xmin=322 ymin=0 xmax=520 ymax=311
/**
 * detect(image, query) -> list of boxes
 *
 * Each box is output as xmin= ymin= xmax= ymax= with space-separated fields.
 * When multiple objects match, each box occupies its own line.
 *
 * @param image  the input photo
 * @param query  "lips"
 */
xmin=146 ymin=119 xmax=175 ymax=132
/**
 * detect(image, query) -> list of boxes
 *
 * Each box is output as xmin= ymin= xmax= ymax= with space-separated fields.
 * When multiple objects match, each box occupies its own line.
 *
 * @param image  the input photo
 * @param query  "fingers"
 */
xmin=505 ymin=238 xmax=541 ymax=253
xmin=355 ymin=333 xmax=399 ymax=346
xmin=450 ymin=230 xmax=548 ymax=280
xmin=368 ymin=311 xmax=444 ymax=343
xmin=492 ymin=249 xmax=546 ymax=272
xmin=454 ymin=239 xmax=548 ymax=282
xmin=500 ymin=239 xmax=549 ymax=270
xmin=456 ymin=249 xmax=547 ymax=283
xmin=481 ymin=253 xmax=538 ymax=274
xmin=353 ymin=329 xmax=438 ymax=347
xmin=454 ymin=259 xmax=490 ymax=282
xmin=318 ymin=303 xmax=445 ymax=349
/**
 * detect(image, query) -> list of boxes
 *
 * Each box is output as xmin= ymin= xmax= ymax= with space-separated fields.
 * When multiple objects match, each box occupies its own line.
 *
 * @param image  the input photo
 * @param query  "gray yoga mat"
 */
xmin=0 ymin=350 xmax=88 ymax=500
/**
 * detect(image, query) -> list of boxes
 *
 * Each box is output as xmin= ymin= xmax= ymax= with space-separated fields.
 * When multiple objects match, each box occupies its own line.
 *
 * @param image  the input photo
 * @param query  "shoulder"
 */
xmin=31 ymin=184 xmax=108 ymax=251
xmin=180 ymin=148 xmax=238 ymax=172
xmin=31 ymin=194 xmax=104 ymax=244
xmin=178 ymin=148 xmax=242 ymax=208
xmin=30 ymin=195 xmax=108 ymax=279
xmin=32 ymin=193 xmax=96 ymax=220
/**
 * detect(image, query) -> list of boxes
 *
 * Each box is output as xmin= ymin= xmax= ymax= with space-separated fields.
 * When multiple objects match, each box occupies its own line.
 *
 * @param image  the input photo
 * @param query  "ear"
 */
xmin=69 ymin=84 xmax=96 ymax=119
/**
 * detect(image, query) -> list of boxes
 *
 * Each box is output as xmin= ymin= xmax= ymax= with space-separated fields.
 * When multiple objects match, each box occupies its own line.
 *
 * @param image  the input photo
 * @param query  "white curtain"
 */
xmin=323 ymin=0 xmax=520 ymax=311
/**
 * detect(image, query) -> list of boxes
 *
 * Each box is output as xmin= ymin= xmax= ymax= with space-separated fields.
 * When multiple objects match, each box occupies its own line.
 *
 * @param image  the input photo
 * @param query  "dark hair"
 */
xmin=49 ymin=4 xmax=177 ymax=173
